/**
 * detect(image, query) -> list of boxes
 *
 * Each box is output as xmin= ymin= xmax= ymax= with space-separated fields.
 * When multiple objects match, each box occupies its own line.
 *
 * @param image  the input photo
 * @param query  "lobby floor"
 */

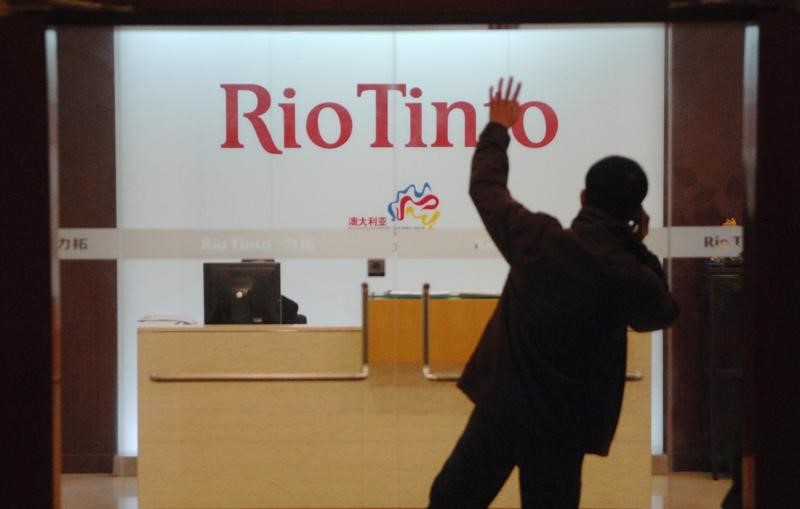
xmin=61 ymin=472 xmax=733 ymax=509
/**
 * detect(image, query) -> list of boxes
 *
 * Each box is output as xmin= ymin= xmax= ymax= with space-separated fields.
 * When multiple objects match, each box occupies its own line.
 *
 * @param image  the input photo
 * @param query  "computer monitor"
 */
xmin=203 ymin=261 xmax=282 ymax=324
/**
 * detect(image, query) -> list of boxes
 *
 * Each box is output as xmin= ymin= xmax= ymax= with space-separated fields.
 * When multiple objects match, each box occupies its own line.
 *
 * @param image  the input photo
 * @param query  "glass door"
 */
xmin=52 ymin=21 xmax=749 ymax=509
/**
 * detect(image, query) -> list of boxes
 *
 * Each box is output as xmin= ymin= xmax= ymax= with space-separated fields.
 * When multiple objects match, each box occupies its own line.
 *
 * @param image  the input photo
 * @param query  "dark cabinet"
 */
xmin=704 ymin=262 xmax=744 ymax=479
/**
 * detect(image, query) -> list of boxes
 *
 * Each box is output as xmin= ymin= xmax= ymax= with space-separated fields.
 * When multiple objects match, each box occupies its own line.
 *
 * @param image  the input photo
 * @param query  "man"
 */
xmin=428 ymin=77 xmax=679 ymax=509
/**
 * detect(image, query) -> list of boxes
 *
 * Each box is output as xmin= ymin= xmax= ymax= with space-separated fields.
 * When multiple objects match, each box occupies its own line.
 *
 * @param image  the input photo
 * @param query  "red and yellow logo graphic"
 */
xmin=387 ymin=183 xmax=441 ymax=229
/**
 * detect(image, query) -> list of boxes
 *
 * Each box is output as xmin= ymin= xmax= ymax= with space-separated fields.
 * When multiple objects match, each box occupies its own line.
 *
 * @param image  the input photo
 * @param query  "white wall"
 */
xmin=114 ymin=25 xmax=666 ymax=456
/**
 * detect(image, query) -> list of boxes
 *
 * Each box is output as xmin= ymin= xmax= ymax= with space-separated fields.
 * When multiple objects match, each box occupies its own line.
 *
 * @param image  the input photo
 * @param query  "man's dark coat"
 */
xmin=458 ymin=122 xmax=679 ymax=455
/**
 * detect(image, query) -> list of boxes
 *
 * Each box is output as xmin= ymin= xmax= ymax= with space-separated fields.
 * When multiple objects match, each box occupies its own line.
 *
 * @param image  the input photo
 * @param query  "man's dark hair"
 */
xmin=584 ymin=156 xmax=648 ymax=223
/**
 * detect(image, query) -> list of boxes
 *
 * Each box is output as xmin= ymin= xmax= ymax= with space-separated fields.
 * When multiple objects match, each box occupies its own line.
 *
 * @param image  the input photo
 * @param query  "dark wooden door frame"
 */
xmin=2 ymin=3 xmax=797 ymax=508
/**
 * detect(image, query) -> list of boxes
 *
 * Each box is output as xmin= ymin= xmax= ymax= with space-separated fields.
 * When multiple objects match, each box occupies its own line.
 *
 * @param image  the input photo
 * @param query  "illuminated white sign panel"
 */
xmin=113 ymin=26 xmax=666 ymax=456
xmin=115 ymin=26 xmax=665 ymax=230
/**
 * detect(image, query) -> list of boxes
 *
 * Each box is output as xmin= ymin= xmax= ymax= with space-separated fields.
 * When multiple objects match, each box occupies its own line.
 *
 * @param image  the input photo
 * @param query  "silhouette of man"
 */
xmin=428 ymin=77 xmax=679 ymax=509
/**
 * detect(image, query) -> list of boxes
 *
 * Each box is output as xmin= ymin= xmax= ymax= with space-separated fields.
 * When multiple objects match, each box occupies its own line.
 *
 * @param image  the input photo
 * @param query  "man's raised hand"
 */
xmin=489 ymin=76 xmax=522 ymax=129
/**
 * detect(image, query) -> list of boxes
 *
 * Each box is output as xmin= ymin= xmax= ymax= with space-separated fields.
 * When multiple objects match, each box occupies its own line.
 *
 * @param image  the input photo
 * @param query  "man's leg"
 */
xmin=516 ymin=434 xmax=584 ymax=509
xmin=428 ymin=405 xmax=515 ymax=509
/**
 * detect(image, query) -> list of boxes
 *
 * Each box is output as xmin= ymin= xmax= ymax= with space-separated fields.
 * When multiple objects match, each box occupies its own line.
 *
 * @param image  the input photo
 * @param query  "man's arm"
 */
xmin=626 ymin=267 xmax=680 ymax=331
xmin=470 ymin=78 xmax=558 ymax=264
xmin=625 ymin=235 xmax=680 ymax=331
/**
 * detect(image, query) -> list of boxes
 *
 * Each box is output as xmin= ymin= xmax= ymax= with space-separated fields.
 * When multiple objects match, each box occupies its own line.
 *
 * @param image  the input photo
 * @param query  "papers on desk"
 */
xmin=374 ymin=290 xmax=499 ymax=299
xmin=138 ymin=315 xmax=198 ymax=326
xmin=379 ymin=290 xmax=422 ymax=297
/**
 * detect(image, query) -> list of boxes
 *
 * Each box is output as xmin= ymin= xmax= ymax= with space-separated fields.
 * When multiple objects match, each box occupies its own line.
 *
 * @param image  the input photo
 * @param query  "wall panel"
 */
xmin=667 ymin=23 xmax=745 ymax=472
xmin=57 ymin=27 xmax=118 ymax=473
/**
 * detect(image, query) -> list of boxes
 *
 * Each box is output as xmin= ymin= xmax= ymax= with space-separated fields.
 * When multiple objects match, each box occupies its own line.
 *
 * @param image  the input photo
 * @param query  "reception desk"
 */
xmin=138 ymin=288 xmax=651 ymax=509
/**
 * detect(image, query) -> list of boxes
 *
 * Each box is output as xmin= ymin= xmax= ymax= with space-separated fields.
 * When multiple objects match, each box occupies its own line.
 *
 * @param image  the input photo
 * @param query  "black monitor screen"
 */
xmin=203 ymin=262 xmax=282 ymax=324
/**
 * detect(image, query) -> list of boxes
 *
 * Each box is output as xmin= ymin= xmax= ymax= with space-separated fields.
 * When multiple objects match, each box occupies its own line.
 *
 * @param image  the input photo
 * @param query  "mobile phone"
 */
xmin=628 ymin=207 xmax=644 ymax=236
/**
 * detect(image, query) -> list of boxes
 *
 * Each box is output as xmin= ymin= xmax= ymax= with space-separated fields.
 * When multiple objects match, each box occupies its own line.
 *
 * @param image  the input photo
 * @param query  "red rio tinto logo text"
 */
xmin=221 ymin=83 xmax=558 ymax=154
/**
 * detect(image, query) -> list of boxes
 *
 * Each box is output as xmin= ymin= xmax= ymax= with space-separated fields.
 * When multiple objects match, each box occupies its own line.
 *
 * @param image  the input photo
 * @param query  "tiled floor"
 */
xmin=651 ymin=473 xmax=733 ymax=509
xmin=61 ymin=472 xmax=733 ymax=509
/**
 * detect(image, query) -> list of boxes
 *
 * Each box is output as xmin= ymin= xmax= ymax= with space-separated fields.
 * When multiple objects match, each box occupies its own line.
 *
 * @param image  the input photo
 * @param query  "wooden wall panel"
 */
xmin=57 ymin=27 xmax=116 ymax=229
xmin=60 ymin=260 xmax=118 ymax=472
xmin=57 ymin=27 xmax=118 ymax=473
xmin=667 ymin=24 xmax=745 ymax=471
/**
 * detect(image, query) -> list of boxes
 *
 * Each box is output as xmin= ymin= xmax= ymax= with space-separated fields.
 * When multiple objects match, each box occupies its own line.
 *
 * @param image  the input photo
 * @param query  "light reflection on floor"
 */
xmin=62 ymin=471 xmax=732 ymax=509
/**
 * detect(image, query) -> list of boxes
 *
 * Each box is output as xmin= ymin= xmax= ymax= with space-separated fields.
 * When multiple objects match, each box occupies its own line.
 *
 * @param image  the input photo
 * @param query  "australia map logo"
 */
xmin=387 ymin=183 xmax=441 ymax=229
xmin=347 ymin=182 xmax=441 ymax=230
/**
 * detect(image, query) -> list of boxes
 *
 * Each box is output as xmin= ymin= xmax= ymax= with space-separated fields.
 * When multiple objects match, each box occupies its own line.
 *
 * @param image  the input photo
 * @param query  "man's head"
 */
xmin=583 ymin=156 xmax=648 ymax=223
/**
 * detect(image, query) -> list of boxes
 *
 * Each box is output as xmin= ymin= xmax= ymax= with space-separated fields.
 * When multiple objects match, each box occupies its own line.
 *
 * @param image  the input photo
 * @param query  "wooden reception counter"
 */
xmin=138 ymin=290 xmax=651 ymax=509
